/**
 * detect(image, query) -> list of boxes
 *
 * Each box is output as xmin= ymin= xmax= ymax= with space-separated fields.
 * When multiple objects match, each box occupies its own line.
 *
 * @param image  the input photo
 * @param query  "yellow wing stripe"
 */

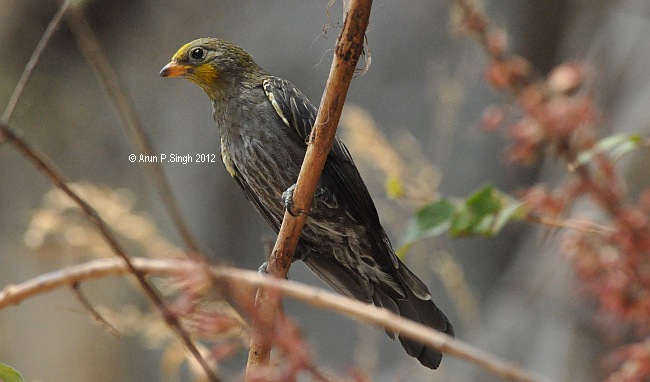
xmin=263 ymin=80 xmax=291 ymax=128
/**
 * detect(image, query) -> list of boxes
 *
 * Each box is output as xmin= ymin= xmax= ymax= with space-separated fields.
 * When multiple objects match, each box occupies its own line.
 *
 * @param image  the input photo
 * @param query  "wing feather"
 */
xmin=262 ymin=77 xmax=403 ymax=272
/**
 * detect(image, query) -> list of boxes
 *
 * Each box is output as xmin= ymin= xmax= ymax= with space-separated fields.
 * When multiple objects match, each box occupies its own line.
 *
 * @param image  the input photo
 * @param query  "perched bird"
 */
xmin=160 ymin=38 xmax=454 ymax=369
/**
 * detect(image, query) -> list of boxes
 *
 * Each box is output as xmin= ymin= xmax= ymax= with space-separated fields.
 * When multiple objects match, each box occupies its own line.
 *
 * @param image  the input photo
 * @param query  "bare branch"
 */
xmin=0 ymin=258 xmax=551 ymax=382
xmin=268 ymin=0 xmax=371 ymax=274
xmin=527 ymin=214 xmax=613 ymax=235
xmin=1 ymin=4 xmax=212 ymax=377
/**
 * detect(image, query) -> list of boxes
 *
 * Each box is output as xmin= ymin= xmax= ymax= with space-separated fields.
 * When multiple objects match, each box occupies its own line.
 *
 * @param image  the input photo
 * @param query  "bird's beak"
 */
xmin=160 ymin=62 xmax=189 ymax=77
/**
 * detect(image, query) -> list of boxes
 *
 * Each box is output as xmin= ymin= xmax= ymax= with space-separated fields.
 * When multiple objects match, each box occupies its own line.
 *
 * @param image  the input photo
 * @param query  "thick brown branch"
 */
xmin=246 ymin=0 xmax=373 ymax=376
xmin=0 ymin=258 xmax=550 ymax=382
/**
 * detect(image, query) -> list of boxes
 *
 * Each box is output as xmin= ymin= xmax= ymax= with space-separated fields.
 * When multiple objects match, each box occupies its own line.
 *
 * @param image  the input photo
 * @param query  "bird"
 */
xmin=160 ymin=38 xmax=454 ymax=369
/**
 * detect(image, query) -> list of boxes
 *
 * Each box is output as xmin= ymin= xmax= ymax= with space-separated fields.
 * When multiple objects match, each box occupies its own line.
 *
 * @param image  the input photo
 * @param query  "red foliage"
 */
xmin=459 ymin=2 xmax=650 ymax=380
xmin=605 ymin=340 xmax=650 ymax=382
xmin=481 ymin=105 xmax=505 ymax=132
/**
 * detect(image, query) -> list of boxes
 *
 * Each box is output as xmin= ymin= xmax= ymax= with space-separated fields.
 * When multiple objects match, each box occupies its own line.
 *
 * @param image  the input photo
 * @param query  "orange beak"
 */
xmin=160 ymin=62 xmax=189 ymax=77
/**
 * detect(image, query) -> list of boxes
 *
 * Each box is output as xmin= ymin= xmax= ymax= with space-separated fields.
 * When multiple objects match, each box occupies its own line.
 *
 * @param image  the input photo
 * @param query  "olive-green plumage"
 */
xmin=161 ymin=38 xmax=454 ymax=369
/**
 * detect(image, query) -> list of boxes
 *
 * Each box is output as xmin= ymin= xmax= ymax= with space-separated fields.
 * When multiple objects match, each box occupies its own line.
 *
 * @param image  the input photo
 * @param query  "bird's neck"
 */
xmin=209 ymin=82 xmax=256 ymax=139
xmin=205 ymin=71 xmax=265 ymax=102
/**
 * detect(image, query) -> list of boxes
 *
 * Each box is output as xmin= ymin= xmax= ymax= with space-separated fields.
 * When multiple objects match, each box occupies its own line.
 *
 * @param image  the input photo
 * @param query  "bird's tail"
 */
xmin=395 ymin=286 xmax=454 ymax=368
xmin=394 ymin=257 xmax=454 ymax=369
xmin=303 ymin=254 xmax=454 ymax=369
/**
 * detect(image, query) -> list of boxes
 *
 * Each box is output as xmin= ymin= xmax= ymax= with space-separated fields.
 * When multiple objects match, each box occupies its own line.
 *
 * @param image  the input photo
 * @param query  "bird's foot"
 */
xmin=258 ymin=262 xmax=269 ymax=275
xmin=258 ymin=261 xmax=289 ymax=279
xmin=282 ymin=183 xmax=306 ymax=217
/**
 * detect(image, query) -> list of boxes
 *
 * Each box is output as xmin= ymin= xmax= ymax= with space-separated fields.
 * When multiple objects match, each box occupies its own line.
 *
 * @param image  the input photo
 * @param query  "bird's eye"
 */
xmin=190 ymin=47 xmax=205 ymax=61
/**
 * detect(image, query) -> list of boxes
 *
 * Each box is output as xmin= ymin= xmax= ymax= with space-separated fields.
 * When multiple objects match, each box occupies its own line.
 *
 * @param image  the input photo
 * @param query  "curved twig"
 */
xmin=0 ymin=257 xmax=551 ymax=382
xmin=0 ymin=122 xmax=218 ymax=382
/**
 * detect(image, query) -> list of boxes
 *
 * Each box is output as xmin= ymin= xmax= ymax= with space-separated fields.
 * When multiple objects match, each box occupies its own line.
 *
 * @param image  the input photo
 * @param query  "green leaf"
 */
xmin=574 ymin=134 xmax=643 ymax=167
xmin=405 ymin=198 xmax=455 ymax=241
xmin=450 ymin=185 xmax=502 ymax=237
xmin=398 ymin=199 xmax=455 ymax=257
xmin=414 ymin=199 xmax=455 ymax=232
xmin=466 ymin=185 xmax=502 ymax=216
xmin=0 ymin=363 xmax=25 ymax=382
xmin=399 ymin=185 xmax=525 ymax=256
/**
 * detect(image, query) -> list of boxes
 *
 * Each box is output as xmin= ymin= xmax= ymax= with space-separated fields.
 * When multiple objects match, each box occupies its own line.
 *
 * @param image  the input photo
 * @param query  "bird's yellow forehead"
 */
xmin=172 ymin=41 xmax=195 ymax=62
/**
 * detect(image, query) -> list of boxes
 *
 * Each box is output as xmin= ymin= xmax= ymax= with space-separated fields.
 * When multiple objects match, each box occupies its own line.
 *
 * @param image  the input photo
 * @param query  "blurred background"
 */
xmin=1 ymin=0 xmax=649 ymax=381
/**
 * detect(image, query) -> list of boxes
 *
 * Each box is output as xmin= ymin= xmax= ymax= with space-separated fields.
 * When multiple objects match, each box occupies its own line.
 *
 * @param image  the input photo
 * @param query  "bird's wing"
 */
xmin=262 ymin=77 xmax=385 ymax=229
xmin=262 ymin=77 xmax=401 ymax=269
xmin=261 ymin=78 xmax=451 ymax=369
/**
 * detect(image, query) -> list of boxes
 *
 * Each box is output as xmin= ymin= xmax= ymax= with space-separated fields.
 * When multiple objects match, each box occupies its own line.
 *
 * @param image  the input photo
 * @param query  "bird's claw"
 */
xmin=258 ymin=262 xmax=269 ymax=275
xmin=282 ymin=184 xmax=305 ymax=217
xmin=258 ymin=261 xmax=289 ymax=279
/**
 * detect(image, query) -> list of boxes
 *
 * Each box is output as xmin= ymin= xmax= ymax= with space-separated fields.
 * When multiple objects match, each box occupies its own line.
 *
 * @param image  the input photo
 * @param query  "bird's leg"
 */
xmin=258 ymin=261 xmax=292 ymax=279
xmin=282 ymin=183 xmax=305 ymax=217
xmin=258 ymin=262 xmax=269 ymax=275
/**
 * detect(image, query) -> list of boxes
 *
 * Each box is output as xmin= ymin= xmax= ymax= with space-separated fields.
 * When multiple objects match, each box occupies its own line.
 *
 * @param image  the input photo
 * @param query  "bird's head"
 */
xmin=160 ymin=38 xmax=264 ymax=98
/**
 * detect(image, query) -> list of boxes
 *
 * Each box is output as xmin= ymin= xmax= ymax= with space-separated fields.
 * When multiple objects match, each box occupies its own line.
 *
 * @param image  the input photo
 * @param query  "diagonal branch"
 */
xmin=64 ymin=6 xmax=201 ymax=255
xmin=0 ymin=257 xmax=551 ymax=382
xmin=246 ymin=0 xmax=373 ymax=376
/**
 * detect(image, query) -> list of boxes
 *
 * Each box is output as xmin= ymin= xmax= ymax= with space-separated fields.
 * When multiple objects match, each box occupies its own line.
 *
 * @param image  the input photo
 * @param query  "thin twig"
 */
xmin=246 ymin=0 xmax=373 ymax=376
xmin=527 ymin=214 xmax=613 ymax=235
xmin=71 ymin=282 xmax=120 ymax=337
xmin=64 ymin=6 xmax=202 ymax=255
xmin=0 ymin=1 xmax=69 ymax=125
xmin=454 ymin=0 xmax=533 ymax=94
xmin=0 ymin=257 xmax=551 ymax=382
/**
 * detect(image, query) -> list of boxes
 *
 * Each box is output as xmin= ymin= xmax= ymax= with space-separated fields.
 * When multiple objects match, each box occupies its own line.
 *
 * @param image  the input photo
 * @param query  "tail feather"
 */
xmin=394 ymin=287 xmax=454 ymax=369
xmin=371 ymin=288 xmax=399 ymax=339
xmin=303 ymin=254 xmax=453 ymax=369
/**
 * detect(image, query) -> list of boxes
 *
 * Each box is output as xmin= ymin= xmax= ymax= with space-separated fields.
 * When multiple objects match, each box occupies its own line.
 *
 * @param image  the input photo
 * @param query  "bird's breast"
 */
xmin=217 ymin=106 xmax=304 ymax=220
